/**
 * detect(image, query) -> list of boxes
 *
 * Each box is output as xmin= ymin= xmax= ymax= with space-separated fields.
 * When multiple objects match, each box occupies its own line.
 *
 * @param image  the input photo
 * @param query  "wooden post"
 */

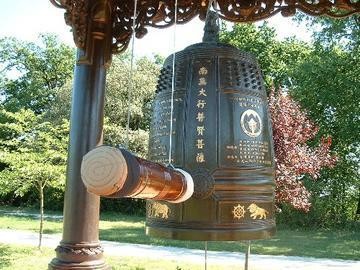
xmin=49 ymin=1 xmax=112 ymax=269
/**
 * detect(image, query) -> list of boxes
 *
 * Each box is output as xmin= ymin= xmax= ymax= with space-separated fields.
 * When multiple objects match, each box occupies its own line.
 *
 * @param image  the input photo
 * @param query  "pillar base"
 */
xmin=48 ymin=243 xmax=110 ymax=270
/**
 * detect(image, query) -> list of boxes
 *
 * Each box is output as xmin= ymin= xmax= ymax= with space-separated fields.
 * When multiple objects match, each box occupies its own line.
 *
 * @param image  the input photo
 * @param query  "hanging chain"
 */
xmin=167 ymin=0 xmax=179 ymax=165
xmin=125 ymin=0 xmax=139 ymax=148
xmin=203 ymin=2 xmax=215 ymax=269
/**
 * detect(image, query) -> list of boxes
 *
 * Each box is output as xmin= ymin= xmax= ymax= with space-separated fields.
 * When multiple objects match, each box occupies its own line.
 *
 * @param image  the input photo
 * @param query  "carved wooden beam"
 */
xmin=51 ymin=0 xmax=359 ymax=54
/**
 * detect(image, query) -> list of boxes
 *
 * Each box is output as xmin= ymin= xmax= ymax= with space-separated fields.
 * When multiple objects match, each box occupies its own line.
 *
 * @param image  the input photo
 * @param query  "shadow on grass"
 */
xmin=100 ymin=226 xmax=147 ymax=243
xmin=43 ymin=228 xmax=61 ymax=234
xmin=0 ymin=244 xmax=12 ymax=268
xmin=248 ymin=230 xmax=360 ymax=260
xmin=0 ymin=212 xmax=62 ymax=234
xmin=1 ymin=206 xmax=359 ymax=261
xmin=100 ymin=212 xmax=144 ymax=223
xmin=99 ymin=225 xmax=205 ymax=250
xmin=99 ymin=225 xmax=360 ymax=260
xmin=0 ymin=212 xmax=62 ymax=222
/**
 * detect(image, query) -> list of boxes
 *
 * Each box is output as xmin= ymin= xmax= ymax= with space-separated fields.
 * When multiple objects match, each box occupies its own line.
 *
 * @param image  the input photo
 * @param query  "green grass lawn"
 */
xmin=0 ymin=243 xmax=238 ymax=270
xmin=0 ymin=206 xmax=359 ymax=260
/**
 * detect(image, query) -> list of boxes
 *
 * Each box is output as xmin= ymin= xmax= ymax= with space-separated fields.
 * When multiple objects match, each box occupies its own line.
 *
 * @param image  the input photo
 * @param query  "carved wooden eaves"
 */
xmin=51 ymin=0 xmax=360 ymax=54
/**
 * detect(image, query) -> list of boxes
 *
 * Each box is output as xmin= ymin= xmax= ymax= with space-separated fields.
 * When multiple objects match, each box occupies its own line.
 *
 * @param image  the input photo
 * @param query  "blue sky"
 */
xmin=0 ymin=1 xmax=73 ymax=44
xmin=0 ymin=0 xmax=311 ymax=57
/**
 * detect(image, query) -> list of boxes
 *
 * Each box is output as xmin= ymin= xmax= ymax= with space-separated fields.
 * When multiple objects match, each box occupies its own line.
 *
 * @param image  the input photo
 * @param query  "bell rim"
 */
xmin=145 ymin=225 xmax=276 ymax=241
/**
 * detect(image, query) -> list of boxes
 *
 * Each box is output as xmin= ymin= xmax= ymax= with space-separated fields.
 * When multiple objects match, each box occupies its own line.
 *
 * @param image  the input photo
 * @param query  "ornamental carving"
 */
xmin=241 ymin=109 xmax=262 ymax=138
xmin=55 ymin=245 xmax=104 ymax=256
xmin=50 ymin=0 xmax=88 ymax=49
xmin=51 ymin=0 xmax=360 ymax=53
xmin=232 ymin=204 xmax=246 ymax=219
xmin=247 ymin=203 xmax=268 ymax=219
xmin=148 ymin=202 xmax=171 ymax=219
xmin=191 ymin=168 xmax=215 ymax=199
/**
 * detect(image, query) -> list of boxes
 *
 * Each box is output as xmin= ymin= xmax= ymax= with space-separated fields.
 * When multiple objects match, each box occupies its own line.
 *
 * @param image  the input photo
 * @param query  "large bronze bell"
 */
xmin=81 ymin=12 xmax=275 ymax=242
xmin=146 ymin=13 xmax=276 ymax=241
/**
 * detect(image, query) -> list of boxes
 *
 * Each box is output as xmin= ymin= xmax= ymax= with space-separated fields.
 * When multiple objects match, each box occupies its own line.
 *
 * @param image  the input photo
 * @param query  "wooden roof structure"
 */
xmin=51 ymin=0 xmax=359 ymax=53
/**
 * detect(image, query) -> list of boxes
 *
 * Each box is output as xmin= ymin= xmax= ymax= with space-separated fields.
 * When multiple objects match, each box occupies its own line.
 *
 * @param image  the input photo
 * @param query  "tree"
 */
xmin=288 ymin=16 xmax=360 ymax=225
xmin=220 ymin=22 xmax=311 ymax=88
xmin=0 ymin=109 xmax=68 ymax=248
xmin=48 ymin=52 xmax=161 ymax=157
xmin=103 ymin=118 xmax=150 ymax=158
xmin=295 ymin=15 xmax=359 ymax=50
xmin=0 ymin=34 xmax=161 ymax=217
xmin=0 ymin=34 xmax=75 ymax=113
xmin=0 ymin=34 xmax=74 ymax=244
xmin=43 ymin=79 xmax=73 ymax=124
xmin=105 ymin=53 xmax=161 ymax=131
xmin=268 ymin=89 xmax=337 ymax=211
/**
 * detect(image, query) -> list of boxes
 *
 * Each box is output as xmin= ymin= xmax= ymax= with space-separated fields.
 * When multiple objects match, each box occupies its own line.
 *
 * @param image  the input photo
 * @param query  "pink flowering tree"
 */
xmin=268 ymin=88 xmax=337 ymax=211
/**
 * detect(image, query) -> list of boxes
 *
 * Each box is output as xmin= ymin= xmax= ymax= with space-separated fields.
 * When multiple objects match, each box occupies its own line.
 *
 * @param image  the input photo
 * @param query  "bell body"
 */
xmin=146 ymin=42 xmax=276 ymax=241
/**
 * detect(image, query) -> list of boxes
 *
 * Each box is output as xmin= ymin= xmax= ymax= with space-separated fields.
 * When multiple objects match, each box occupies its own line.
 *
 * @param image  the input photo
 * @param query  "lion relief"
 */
xmin=247 ymin=203 xmax=268 ymax=219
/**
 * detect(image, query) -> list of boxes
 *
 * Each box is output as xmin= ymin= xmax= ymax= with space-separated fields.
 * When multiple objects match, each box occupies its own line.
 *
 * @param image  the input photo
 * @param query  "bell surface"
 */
xmin=146 ymin=38 xmax=276 ymax=241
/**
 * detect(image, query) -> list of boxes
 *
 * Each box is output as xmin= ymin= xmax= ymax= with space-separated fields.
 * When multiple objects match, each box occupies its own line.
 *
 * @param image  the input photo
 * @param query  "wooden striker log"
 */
xmin=81 ymin=146 xmax=193 ymax=203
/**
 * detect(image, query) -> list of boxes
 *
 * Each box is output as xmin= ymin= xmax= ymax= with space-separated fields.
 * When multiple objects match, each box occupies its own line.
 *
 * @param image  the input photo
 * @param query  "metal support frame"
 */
xmin=49 ymin=1 xmax=112 ymax=268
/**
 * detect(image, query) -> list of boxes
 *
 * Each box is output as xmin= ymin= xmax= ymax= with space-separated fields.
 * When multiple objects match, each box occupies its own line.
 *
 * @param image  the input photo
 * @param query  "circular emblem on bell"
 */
xmin=240 ymin=109 xmax=262 ymax=138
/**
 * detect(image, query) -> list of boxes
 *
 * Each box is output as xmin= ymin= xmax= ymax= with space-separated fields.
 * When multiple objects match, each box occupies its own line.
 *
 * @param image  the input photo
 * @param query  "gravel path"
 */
xmin=0 ymin=229 xmax=359 ymax=270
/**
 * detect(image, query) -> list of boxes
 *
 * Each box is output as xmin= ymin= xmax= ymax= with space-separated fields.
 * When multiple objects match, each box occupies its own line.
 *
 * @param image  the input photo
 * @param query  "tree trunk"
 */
xmin=356 ymin=192 xmax=360 ymax=218
xmin=38 ymin=182 xmax=44 ymax=250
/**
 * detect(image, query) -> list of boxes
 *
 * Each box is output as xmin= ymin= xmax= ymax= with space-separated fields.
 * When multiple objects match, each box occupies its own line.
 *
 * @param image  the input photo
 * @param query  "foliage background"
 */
xmin=0 ymin=16 xmax=359 ymax=228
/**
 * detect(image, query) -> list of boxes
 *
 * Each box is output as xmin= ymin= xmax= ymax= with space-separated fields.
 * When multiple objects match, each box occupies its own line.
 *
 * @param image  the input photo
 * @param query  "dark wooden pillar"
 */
xmin=49 ymin=0 xmax=112 ymax=269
